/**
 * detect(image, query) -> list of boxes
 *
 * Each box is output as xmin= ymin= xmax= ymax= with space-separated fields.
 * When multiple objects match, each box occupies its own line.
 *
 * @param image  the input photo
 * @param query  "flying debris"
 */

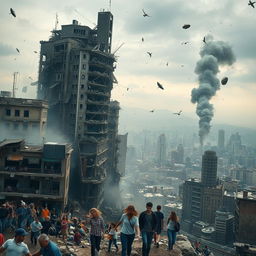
xmin=127 ymin=88 xmax=129 ymax=91
xmin=182 ymin=41 xmax=189 ymax=45
xmin=248 ymin=0 xmax=256 ymax=8
xmin=157 ymin=82 xmax=164 ymax=90
xmin=182 ymin=24 xmax=191 ymax=29
xmin=221 ymin=77 xmax=229 ymax=85
xmin=33 ymin=51 xmax=38 ymax=53
xmin=30 ymin=81 xmax=38 ymax=86
xmin=191 ymin=36 xmax=236 ymax=145
xmin=142 ymin=37 xmax=144 ymax=42
xmin=16 ymin=48 xmax=20 ymax=53
xmin=150 ymin=110 xmax=155 ymax=113
xmin=147 ymin=52 xmax=152 ymax=58
xmin=203 ymin=37 xmax=206 ymax=44
xmin=173 ymin=110 xmax=182 ymax=116
xmin=142 ymin=9 xmax=150 ymax=17
xmin=181 ymin=64 xmax=184 ymax=67
xmin=166 ymin=62 xmax=169 ymax=66
xmin=10 ymin=8 xmax=16 ymax=17
xmin=28 ymin=76 xmax=33 ymax=80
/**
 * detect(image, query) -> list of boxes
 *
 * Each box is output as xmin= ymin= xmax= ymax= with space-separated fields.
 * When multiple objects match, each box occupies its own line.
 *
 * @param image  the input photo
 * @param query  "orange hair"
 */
xmin=124 ymin=205 xmax=138 ymax=219
xmin=89 ymin=208 xmax=102 ymax=218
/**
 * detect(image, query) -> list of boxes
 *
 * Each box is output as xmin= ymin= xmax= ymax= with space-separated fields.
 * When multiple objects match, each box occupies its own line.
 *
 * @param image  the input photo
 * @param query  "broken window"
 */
xmin=6 ymin=109 xmax=11 ymax=116
xmin=24 ymin=110 xmax=29 ymax=117
xmin=15 ymin=109 xmax=20 ymax=117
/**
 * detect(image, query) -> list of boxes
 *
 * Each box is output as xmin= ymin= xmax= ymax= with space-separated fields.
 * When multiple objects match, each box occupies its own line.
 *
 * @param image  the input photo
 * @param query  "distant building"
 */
xmin=0 ymin=97 xmax=48 ymax=143
xmin=235 ymin=191 xmax=256 ymax=245
xmin=0 ymin=139 xmax=73 ymax=209
xmin=215 ymin=209 xmax=234 ymax=245
xmin=218 ymin=129 xmax=225 ymax=150
xmin=0 ymin=91 xmax=12 ymax=97
xmin=201 ymin=185 xmax=224 ymax=224
xmin=117 ymin=133 xmax=128 ymax=177
xmin=201 ymin=151 xmax=217 ymax=188
xmin=182 ymin=178 xmax=203 ymax=222
xmin=156 ymin=134 xmax=167 ymax=166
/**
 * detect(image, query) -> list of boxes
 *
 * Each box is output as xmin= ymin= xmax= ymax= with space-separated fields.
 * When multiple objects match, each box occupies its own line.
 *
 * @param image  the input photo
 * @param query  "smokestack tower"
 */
xmin=201 ymin=151 xmax=217 ymax=187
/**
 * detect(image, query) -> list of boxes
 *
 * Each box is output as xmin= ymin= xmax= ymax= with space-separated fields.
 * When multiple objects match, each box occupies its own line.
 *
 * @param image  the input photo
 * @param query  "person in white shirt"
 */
xmin=30 ymin=218 xmax=43 ymax=246
xmin=0 ymin=228 xmax=31 ymax=256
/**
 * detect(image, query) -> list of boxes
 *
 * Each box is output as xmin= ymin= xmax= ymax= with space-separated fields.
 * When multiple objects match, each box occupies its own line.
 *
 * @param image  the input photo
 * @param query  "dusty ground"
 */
xmin=4 ymin=229 xmax=183 ymax=256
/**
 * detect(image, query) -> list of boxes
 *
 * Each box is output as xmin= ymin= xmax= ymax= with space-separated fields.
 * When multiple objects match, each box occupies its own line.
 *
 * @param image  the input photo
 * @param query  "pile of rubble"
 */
xmin=57 ymin=234 xmax=198 ymax=256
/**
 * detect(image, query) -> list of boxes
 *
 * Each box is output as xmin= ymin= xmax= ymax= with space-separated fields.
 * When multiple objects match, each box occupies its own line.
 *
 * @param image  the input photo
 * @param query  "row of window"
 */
xmin=5 ymin=122 xmax=39 ymax=130
xmin=6 ymin=109 xmax=29 ymax=117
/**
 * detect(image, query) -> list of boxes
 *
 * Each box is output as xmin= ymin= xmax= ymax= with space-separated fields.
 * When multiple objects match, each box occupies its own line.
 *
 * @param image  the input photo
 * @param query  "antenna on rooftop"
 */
xmin=109 ymin=0 xmax=112 ymax=11
xmin=54 ymin=13 xmax=59 ymax=30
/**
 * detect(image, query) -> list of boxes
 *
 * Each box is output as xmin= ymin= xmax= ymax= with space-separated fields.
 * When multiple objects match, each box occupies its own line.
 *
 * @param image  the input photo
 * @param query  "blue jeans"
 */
xmin=120 ymin=233 xmax=135 ymax=256
xmin=90 ymin=235 xmax=101 ymax=256
xmin=141 ymin=231 xmax=154 ymax=256
xmin=108 ymin=238 xmax=118 ymax=252
xmin=167 ymin=229 xmax=177 ymax=250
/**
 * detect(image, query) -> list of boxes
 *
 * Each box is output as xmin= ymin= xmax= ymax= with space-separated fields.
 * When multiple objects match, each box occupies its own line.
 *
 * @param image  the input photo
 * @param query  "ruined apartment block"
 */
xmin=0 ymin=97 xmax=48 ymax=143
xmin=0 ymin=139 xmax=73 ymax=209
xmin=37 ymin=11 xmax=117 ymax=209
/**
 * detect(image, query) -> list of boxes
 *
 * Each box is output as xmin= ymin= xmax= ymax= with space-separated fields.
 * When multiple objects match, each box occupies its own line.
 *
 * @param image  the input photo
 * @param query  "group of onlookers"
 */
xmin=87 ymin=202 xmax=180 ymax=256
xmin=0 ymin=200 xmax=215 ymax=256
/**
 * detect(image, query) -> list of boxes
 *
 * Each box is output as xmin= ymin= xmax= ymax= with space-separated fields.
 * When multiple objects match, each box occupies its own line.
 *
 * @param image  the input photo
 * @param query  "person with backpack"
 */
xmin=167 ymin=211 xmax=180 ymax=250
xmin=139 ymin=202 xmax=157 ymax=256
xmin=115 ymin=205 xmax=140 ymax=256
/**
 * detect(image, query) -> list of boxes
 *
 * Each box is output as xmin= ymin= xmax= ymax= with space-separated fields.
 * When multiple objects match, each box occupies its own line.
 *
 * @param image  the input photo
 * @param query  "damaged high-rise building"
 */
xmin=38 ymin=11 xmax=121 ymax=209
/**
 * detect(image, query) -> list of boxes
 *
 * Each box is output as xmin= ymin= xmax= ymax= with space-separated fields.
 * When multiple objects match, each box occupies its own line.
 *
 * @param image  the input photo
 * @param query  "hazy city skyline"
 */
xmin=0 ymin=0 xmax=255 ymax=131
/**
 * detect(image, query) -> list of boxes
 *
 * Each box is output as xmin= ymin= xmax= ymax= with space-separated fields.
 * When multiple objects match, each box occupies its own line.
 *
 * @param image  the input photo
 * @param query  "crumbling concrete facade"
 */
xmin=38 ymin=11 xmax=119 ymax=210
xmin=0 ymin=139 xmax=73 ymax=209
xmin=0 ymin=97 xmax=48 ymax=143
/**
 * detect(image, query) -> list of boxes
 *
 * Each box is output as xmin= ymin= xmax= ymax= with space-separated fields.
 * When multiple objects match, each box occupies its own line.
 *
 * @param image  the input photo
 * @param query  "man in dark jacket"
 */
xmin=139 ymin=202 xmax=157 ymax=256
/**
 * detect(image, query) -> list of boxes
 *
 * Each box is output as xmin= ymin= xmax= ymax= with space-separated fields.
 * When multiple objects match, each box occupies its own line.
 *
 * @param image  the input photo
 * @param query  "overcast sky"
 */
xmin=0 ymin=0 xmax=255 ymax=129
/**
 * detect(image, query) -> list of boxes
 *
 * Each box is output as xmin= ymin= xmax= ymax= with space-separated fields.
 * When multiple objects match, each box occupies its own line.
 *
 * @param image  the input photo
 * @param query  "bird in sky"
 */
xmin=142 ymin=9 xmax=150 ymax=17
xmin=248 ymin=0 xmax=256 ymax=8
xmin=127 ymin=88 xmax=129 ymax=91
xmin=150 ymin=110 xmax=155 ymax=113
xmin=10 ymin=8 xmax=16 ymax=17
xmin=34 ymin=51 xmax=38 ymax=53
xmin=16 ymin=48 xmax=20 ymax=53
xmin=142 ymin=37 xmax=144 ymax=42
xmin=203 ymin=37 xmax=206 ymax=44
xmin=173 ymin=110 xmax=182 ymax=116
xmin=166 ymin=62 xmax=169 ymax=66
xmin=182 ymin=41 xmax=189 ymax=45
xmin=157 ymin=82 xmax=164 ymax=90
xmin=147 ymin=52 xmax=152 ymax=58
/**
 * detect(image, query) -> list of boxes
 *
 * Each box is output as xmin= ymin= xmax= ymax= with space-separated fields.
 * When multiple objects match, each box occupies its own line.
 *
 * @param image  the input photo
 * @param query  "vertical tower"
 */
xmin=201 ymin=151 xmax=217 ymax=187
xmin=156 ymin=134 xmax=167 ymax=166
xmin=97 ymin=12 xmax=113 ymax=53
xmin=218 ymin=129 xmax=225 ymax=150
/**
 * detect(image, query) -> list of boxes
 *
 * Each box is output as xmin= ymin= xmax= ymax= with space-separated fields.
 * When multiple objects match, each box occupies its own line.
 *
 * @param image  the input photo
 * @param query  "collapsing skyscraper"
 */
xmin=37 ymin=11 xmax=120 ymax=209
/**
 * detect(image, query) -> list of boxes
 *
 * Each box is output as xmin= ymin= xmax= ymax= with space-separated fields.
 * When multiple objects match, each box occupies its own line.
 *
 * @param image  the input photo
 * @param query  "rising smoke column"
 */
xmin=191 ymin=36 xmax=236 ymax=145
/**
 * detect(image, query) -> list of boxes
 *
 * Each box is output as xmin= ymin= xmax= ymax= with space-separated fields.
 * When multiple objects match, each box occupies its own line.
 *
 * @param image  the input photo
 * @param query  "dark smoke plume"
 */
xmin=191 ymin=36 xmax=236 ymax=145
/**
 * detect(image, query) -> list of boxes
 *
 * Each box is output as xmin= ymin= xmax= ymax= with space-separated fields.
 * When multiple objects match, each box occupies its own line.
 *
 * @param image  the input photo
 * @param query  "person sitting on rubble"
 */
xmin=32 ymin=234 xmax=61 ymax=256
xmin=107 ymin=223 xmax=118 ymax=253
xmin=203 ymin=245 xmax=211 ymax=256
xmin=74 ymin=229 xmax=82 ymax=246
xmin=60 ymin=215 xmax=69 ymax=240
xmin=42 ymin=216 xmax=51 ymax=235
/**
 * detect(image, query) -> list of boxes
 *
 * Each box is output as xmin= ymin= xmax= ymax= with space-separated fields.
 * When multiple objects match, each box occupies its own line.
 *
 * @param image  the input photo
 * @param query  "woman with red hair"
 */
xmin=116 ymin=205 xmax=140 ymax=256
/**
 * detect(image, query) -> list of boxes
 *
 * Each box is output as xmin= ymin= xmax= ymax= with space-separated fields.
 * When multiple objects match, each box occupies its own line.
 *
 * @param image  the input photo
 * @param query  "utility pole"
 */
xmin=12 ymin=72 xmax=19 ymax=98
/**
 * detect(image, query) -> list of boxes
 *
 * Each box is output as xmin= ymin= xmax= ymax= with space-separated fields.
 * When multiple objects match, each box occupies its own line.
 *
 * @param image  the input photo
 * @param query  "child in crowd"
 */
xmin=74 ymin=229 xmax=82 ymax=246
xmin=107 ymin=223 xmax=118 ymax=253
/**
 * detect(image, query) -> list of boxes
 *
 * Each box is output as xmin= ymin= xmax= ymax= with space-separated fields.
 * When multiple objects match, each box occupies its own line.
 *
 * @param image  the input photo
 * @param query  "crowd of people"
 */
xmin=0 ymin=200 xmax=210 ymax=256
